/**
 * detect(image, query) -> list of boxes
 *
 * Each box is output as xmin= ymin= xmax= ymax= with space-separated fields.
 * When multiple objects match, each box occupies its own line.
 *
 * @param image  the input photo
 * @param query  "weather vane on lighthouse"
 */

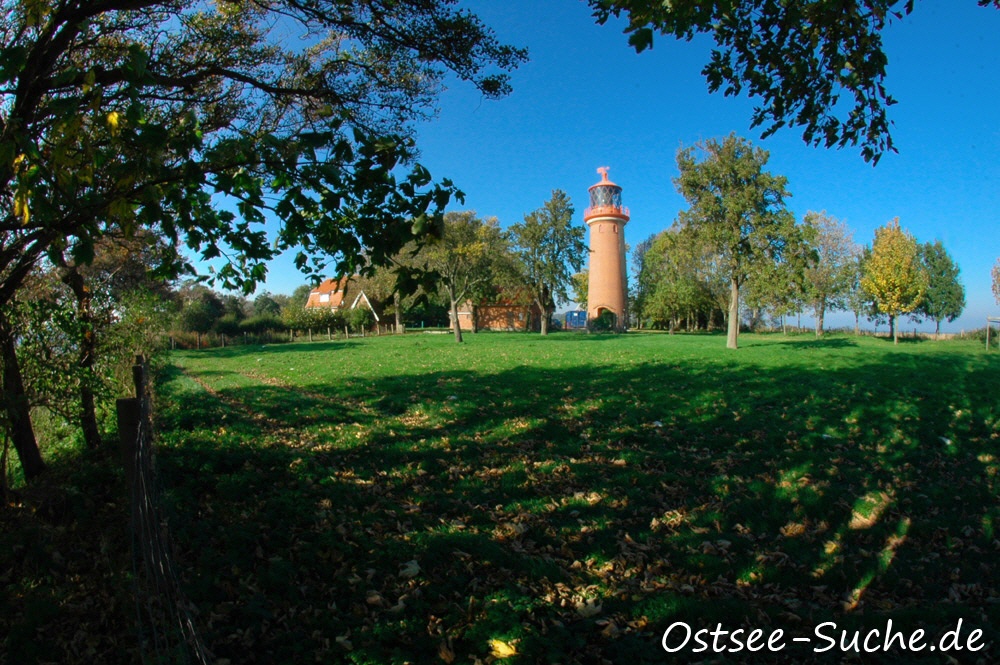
xmin=583 ymin=167 xmax=629 ymax=330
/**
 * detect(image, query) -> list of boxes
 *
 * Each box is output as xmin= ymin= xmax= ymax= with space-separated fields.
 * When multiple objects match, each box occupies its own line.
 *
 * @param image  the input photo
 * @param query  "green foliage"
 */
xmin=254 ymin=292 xmax=282 ymax=317
xmin=6 ymin=277 xmax=171 ymax=457
xmin=348 ymin=307 xmax=375 ymax=333
xmin=802 ymin=211 xmax=861 ymax=335
xmin=287 ymin=284 xmax=314 ymax=311
xmin=587 ymin=309 xmax=618 ymax=332
xmin=741 ymin=221 xmax=814 ymax=330
xmin=510 ymin=190 xmax=587 ymax=334
xmin=570 ymin=271 xmax=589 ymax=310
xmin=588 ymin=0 xmax=984 ymax=162
xmin=0 ymin=0 xmax=527 ymax=304
xmin=214 ymin=313 xmax=243 ymax=337
xmin=0 ymin=0 xmax=527 ymax=479
xmin=178 ymin=292 xmax=224 ymax=334
xmin=281 ymin=306 xmax=345 ymax=332
xmin=673 ymin=133 xmax=796 ymax=348
xmin=636 ymin=226 xmax=728 ymax=331
xmin=916 ymin=240 xmax=965 ymax=333
xmin=403 ymin=211 xmax=513 ymax=342
xmin=240 ymin=314 xmax=285 ymax=335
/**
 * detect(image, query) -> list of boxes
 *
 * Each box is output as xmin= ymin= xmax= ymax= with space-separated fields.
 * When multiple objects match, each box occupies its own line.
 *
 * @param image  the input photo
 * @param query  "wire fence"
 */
xmin=119 ymin=356 xmax=212 ymax=665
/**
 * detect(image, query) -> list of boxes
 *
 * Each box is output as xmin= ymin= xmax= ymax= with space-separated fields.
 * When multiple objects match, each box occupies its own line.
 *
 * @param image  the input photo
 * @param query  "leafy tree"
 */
xmin=916 ymin=240 xmax=965 ymax=335
xmin=351 ymin=263 xmax=408 ymax=330
xmin=673 ymin=133 xmax=796 ymax=348
xmin=860 ymin=218 xmax=927 ymax=344
xmin=993 ymin=259 xmax=1000 ymax=304
xmin=219 ymin=294 xmax=248 ymax=321
xmin=240 ymin=313 xmax=286 ymax=336
xmin=629 ymin=235 xmax=655 ymax=328
xmin=409 ymin=212 xmax=511 ymax=344
xmin=9 ymin=233 xmax=174 ymax=457
xmin=741 ymin=218 xmax=813 ymax=331
xmin=1 ymin=0 xmax=524 ymax=479
xmin=590 ymin=0 xmax=1000 ymax=163
xmin=288 ymin=285 xmax=314 ymax=312
xmin=637 ymin=226 xmax=718 ymax=331
xmin=49 ymin=231 xmax=176 ymax=449
xmin=646 ymin=275 xmax=703 ymax=332
xmin=348 ymin=306 xmax=375 ymax=334
xmin=510 ymin=190 xmax=588 ymax=335
xmin=802 ymin=211 xmax=861 ymax=336
xmin=846 ymin=250 xmax=872 ymax=335
xmin=571 ymin=271 xmax=589 ymax=311
xmin=254 ymin=292 xmax=283 ymax=318
xmin=178 ymin=288 xmax=225 ymax=334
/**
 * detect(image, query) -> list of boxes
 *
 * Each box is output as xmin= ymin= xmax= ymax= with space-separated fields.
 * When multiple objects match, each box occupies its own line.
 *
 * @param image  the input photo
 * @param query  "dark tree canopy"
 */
xmin=0 ymin=0 xmax=525 ymax=479
xmin=590 ymin=0 xmax=1000 ymax=163
xmin=0 ymin=0 xmax=527 ymax=304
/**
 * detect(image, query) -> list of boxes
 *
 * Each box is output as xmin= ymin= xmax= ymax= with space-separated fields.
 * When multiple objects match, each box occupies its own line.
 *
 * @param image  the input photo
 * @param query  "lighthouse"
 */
xmin=584 ymin=167 xmax=629 ymax=330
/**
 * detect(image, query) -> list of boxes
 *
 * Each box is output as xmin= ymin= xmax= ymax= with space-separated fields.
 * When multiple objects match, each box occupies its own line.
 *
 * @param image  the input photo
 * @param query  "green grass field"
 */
xmin=5 ymin=331 xmax=1000 ymax=663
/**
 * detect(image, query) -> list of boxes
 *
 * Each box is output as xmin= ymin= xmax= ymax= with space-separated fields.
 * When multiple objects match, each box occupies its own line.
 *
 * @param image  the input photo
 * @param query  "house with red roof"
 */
xmin=304 ymin=277 xmax=381 ymax=323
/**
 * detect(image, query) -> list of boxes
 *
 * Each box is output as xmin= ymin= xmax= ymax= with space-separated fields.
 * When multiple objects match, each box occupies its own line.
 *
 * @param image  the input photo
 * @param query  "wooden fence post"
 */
xmin=118 ymin=355 xmax=147 ymax=501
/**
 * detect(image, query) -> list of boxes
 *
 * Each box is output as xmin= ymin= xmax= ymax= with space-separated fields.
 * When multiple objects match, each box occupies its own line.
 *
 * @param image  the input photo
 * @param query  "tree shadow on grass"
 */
xmin=129 ymin=345 xmax=1000 ymax=663
xmin=765 ymin=335 xmax=859 ymax=351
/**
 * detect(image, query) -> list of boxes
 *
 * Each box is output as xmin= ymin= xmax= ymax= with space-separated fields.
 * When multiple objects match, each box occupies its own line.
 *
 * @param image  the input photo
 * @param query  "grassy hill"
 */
xmin=5 ymin=331 xmax=999 ymax=663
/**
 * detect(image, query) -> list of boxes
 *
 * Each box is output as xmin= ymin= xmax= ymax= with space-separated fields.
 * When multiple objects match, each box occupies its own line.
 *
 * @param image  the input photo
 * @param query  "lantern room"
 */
xmin=584 ymin=166 xmax=629 ymax=222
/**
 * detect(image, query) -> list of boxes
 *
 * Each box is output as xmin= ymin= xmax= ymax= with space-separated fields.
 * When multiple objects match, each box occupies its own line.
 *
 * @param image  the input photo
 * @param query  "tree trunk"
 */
xmin=0 ymin=309 xmax=45 ymax=480
xmin=450 ymin=298 xmax=464 ymax=344
xmin=890 ymin=314 xmax=897 ymax=344
xmin=394 ymin=292 xmax=403 ymax=333
xmin=853 ymin=312 xmax=860 ymax=336
xmin=62 ymin=268 xmax=101 ymax=449
xmin=727 ymin=278 xmax=739 ymax=349
xmin=815 ymin=303 xmax=826 ymax=337
xmin=539 ymin=304 xmax=549 ymax=336
xmin=935 ymin=319 xmax=941 ymax=336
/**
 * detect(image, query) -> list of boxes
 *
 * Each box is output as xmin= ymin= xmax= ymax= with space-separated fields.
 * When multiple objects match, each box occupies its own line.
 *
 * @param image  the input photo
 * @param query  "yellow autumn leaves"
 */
xmin=8 ymin=109 xmax=126 ymax=226
xmin=860 ymin=217 xmax=927 ymax=321
xmin=11 ymin=153 xmax=30 ymax=224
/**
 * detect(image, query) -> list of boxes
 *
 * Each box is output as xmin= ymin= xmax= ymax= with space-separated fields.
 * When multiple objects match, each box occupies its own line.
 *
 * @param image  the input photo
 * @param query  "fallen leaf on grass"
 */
xmin=399 ymin=560 xmax=420 ymax=578
xmin=490 ymin=638 xmax=519 ymax=659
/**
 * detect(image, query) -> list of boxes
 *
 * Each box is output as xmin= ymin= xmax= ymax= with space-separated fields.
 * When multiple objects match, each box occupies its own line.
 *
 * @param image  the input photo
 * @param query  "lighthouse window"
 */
xmin=590 ymin=185 xmax=622 ymax=209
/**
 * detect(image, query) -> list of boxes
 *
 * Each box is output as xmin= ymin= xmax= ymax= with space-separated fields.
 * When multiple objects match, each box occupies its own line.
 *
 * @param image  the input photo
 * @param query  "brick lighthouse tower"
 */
xmin=584 ymin=167 xmax=629 ymax=330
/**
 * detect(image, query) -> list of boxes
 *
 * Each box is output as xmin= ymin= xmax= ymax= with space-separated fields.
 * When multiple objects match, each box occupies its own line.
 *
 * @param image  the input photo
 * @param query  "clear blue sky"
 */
xmin=255 ymin=0 xmax=1000 ymax=333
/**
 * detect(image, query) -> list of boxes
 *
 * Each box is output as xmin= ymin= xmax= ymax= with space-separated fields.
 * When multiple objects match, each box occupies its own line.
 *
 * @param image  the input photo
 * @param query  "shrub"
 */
xmin=240 ymin=314 xmax=284 ymax=335
xmin=214 ymin=313 xmax=243 ymax=336
xmin=348 ymin=307 xmax=374 ymax=332
xmin=588 ymin=310 xmax=617 ymax=333
xmin=958 ymin=326 xmax=1000 ymax=348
